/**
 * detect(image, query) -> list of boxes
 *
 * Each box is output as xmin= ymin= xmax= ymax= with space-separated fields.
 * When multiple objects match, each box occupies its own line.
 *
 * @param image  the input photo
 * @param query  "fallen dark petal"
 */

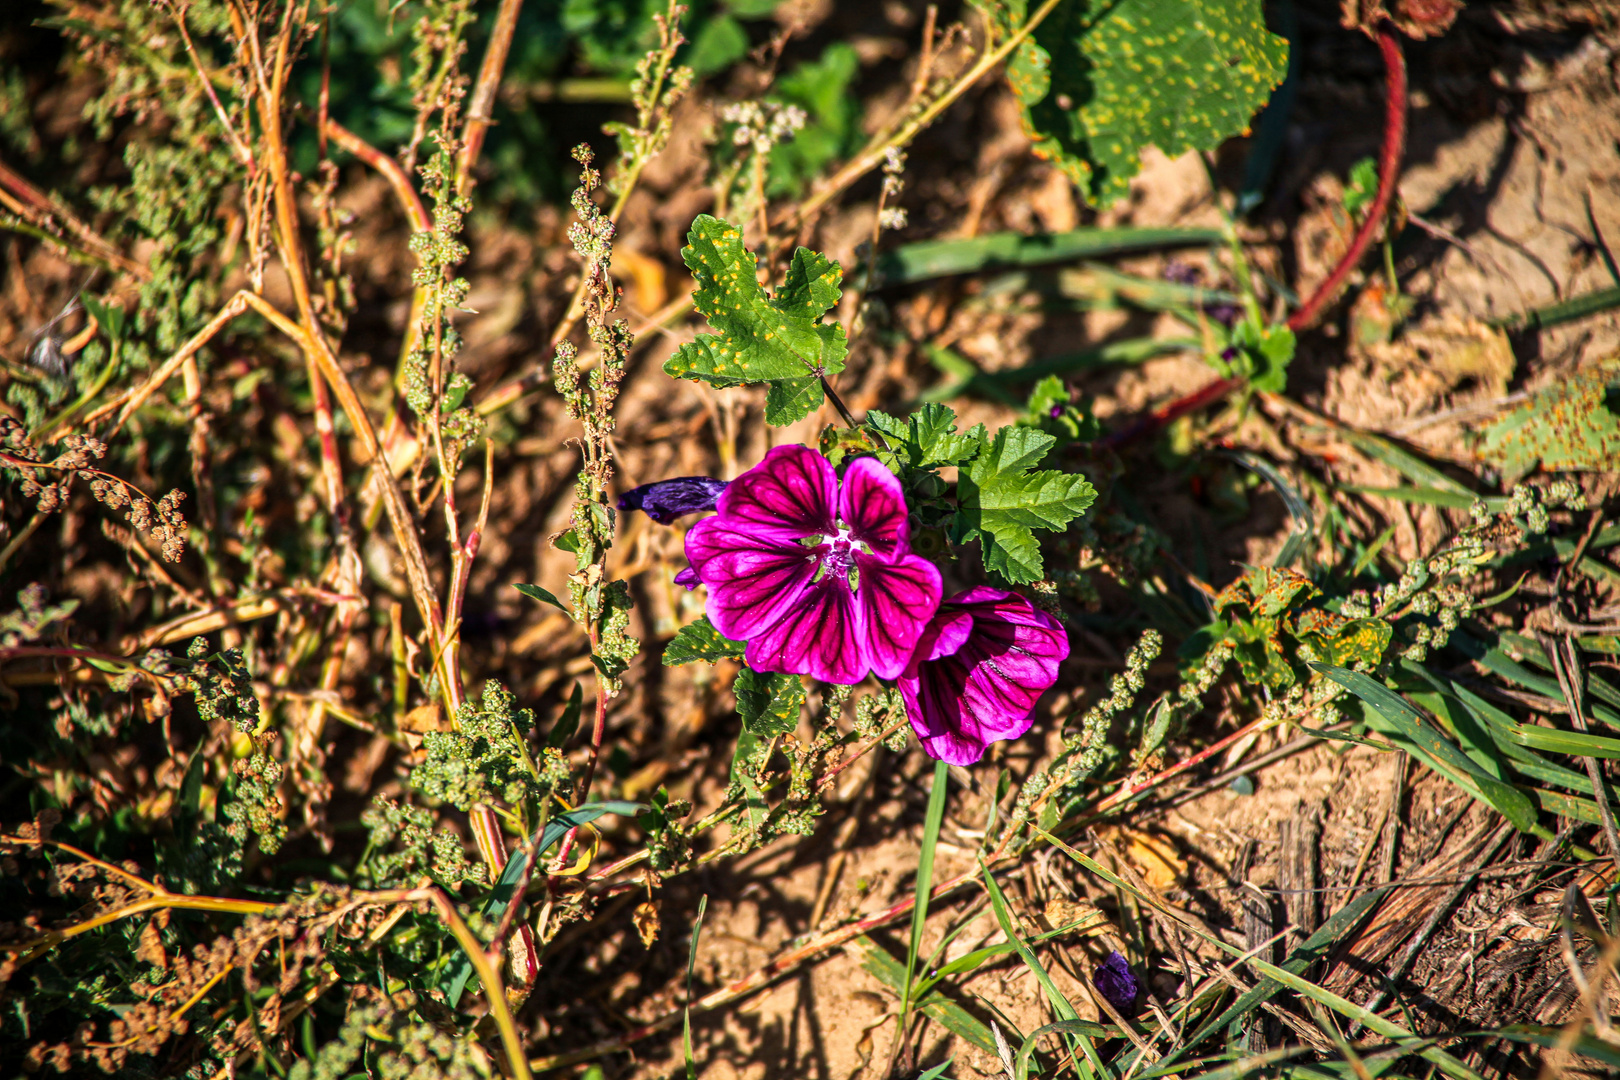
xmin=1093 ymin=951 xmax=1140 ymax=1013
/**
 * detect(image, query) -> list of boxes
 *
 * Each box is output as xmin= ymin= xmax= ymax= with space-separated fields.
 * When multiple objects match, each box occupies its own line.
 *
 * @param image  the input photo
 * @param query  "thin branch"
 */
xmin=456 ymin=0 xmax=525 ymax=197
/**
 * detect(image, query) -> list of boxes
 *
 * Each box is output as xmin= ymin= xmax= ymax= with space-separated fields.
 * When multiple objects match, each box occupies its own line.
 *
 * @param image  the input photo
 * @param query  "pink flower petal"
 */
xmin=854 ymin=550 xmax=943 ymax=680
xmin=838 ymin=455 xmax=910 ymax=560
xmin=686 ymin=517 xmax=820 ymax=642
xmin=716 ymin=444 xmax=837 ymax=543
xmin=744 ymin=573 xmax=867 ymax=685
xmin=900 ymin=588 xmax=1068 ymax=765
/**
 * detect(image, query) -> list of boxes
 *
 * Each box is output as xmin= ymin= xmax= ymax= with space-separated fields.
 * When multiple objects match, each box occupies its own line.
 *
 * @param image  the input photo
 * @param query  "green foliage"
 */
xmin=222 ymin=735 xmax=287 ymax=855
xmin=953 ymin=425 xmax=1098 ymax=584
xmin=1342 ymin=156 xmax=1379 ymax=218
xmin=0 ymin=584 xmax=78 ymax=646
xmin=416 ymin=681 xmax=557 ymax=813
xmin=990 ymin=0 xmax=1288 ymax=207
xmin=867 ymin=403 xmax=986 ymax=471
xmin=1211 ymin=567 xmax=1391 ymax=690
xmin=362 ymin=797 xmax=487 ymax=888
xmin=1018 ymin=375 xmax=1099 ymax=445
xmin=1220 ymin=315 xmax=1296 ymax=393
xmin=664 ymin=216 xmax=848 ymax=424
xmin=186 ymin=637 xmax=260 ymax=734
xmin=766 ymin=43 xmax=862 ymax=197
xmin=639 ymin=786 xmax=694 ymax=871
xmin=287 ymin=997 xmax=492 ymax=1080
xmin=402 ymin=147 xmax=482 ymax=462
xmin=1473 ymin=368 xmax=1620 ymax=479
xmin=664 ymin=615 xmax=748 ymax=664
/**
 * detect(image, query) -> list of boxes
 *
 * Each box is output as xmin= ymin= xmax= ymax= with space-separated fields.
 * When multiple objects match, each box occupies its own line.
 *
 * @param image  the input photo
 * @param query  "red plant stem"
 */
xmin=1094 ymin=26 xmax=1406 ymax=452
xmin=1088 ymin=715 xmax=1267 ymax=818
xmin=1095 ymin=375 xmax=1241 ymax=451
xmin=323 ymin=118 xmax=430 ymax=232
xmin=1286 ymin=24 xmax=1407 ymax=332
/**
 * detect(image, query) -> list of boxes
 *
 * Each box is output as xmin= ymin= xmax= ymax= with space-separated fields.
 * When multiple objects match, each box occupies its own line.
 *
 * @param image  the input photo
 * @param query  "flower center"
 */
xmin=807 ymin=522 xmax=867 ymax=590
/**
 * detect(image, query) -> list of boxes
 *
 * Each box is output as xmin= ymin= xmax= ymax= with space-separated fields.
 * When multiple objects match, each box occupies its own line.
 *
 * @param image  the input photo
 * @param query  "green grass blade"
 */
xmin=902 ymin=761 xmax=951 ymax=1030
xmin=873 ymin=227 xmax=1224 ymax=287
xmin=912 ymin=912 xmax=1109 ymax=1000
xmin=1340 ymin=486 xmax=1507 ymax=512
xmin=685 ymin=894 xmax=708 ymax=1080
xmin=1491 ymin=1023 xmax=1620 ymax=1064
xmin=981 ymin=863 xmax=1101 ymax=1079
xmin=1034 ymin=830 xmax=1487 ymax=1080
xmin=443 ymin=800 xmax=646 ymax=1008
xmin=1322 ymin=428 xmax=1476 ymax=497
xmin=1013 ymin=1021 xmax=1119 ymax=1080
xmin=1154 ymin=885 xmax=1392 ymax=1066
xmin=1316 ymin=664 xmax=1538 ymax=831
xmin=1500 ymin=632 xmax=1620 ymax=713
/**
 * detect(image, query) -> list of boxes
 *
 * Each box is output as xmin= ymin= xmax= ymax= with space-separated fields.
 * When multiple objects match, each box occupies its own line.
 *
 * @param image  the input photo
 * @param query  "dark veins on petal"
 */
xmin=617 ymin=476 xmax=728 ymax=524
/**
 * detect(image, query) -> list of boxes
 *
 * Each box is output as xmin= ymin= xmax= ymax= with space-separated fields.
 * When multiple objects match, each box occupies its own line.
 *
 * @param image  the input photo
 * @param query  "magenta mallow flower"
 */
xmin=684 ymin=445 xmax=942 ymax=685
xmin=898 ymin=587 xmax=1068 ymax=765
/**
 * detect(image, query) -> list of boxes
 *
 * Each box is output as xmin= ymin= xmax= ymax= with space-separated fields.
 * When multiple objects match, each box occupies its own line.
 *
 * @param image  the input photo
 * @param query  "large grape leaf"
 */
xmin=953 ymin=426 xmax=1096 ymax=584
xmin=664 ymin=215 xmax=847 ymax=425
xmin=995 ymin=0 xmax=1288 ymax=207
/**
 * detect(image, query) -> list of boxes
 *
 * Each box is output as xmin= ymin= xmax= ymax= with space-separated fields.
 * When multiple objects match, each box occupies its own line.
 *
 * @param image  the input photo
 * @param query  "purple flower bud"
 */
xmin=1093 ymin=951 xmax=1139 ymax=1012
xmin=674 ymin=566 xmax=701 ymax=590
xmin=1220 ymin=346 xmax=1239 ymax=363
xmin=1163 ymin=261 xmax=1202 ymax=286
xmin=618 ymin=476 xmax=728 ymax=525
xmin=1048 ymin=404 xmax=1065 ymax=419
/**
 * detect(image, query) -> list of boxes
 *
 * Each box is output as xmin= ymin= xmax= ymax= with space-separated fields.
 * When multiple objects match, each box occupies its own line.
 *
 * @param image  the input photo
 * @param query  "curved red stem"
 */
xmin=1287 ymin=23 xmax=1407 ymax=332
xmin=1097 ymin=24 xmax=1407 ymax=451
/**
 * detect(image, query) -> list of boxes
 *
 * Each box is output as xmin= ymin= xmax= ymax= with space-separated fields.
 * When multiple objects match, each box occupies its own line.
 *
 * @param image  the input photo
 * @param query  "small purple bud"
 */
xmin=1048 ymin=403 xmax=1065 ymax=419
xmin=1220 ymin=346 xmax=1239 ymax=363
xmin=617 ymin=476 xmax=728 ymax=525
xmin=1093 ymin=951 xmax=1139 ymax=1013
xmin=674 ymin=566 xmax=701 ymax=590
xmin=1163 ymin=261 xmax=1202 ymax=286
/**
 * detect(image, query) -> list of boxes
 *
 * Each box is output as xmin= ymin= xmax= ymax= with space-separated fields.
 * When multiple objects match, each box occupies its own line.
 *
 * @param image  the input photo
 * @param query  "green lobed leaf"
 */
xmin=663 ymin=615 xmax=748 ymax=666
xmin=663 ymin=217 xmax=846 ymax=416
xmin=1000 ymin=0 xmax=1288 ymax=207
xmin=764 ymin=376 xmax=824 ymax=426
xmin=955 ymin=425 xmax=1096 ymax=583
xmin=866 ymin=403 xmax=986 ymax=470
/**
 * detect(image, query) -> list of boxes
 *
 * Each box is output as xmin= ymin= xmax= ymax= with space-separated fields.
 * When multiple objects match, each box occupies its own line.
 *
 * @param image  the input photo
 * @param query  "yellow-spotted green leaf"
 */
xmin=734 ymin=667 xmax=805 ymax=738
xmin=663 ymin=616 xmax=747 ymax=666
xmin=1315 ymin=663 xmax=1538 ymax=832
xmin=1474 ymin=368 xmax=1620 ymax=479
xmin=992 ymin=0 xmax=1287 ymax=207
xmin=664 ymin=216 xmax=846 ymax=424
xmin=1294 ymin=608 xmax=1391 ymax=669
